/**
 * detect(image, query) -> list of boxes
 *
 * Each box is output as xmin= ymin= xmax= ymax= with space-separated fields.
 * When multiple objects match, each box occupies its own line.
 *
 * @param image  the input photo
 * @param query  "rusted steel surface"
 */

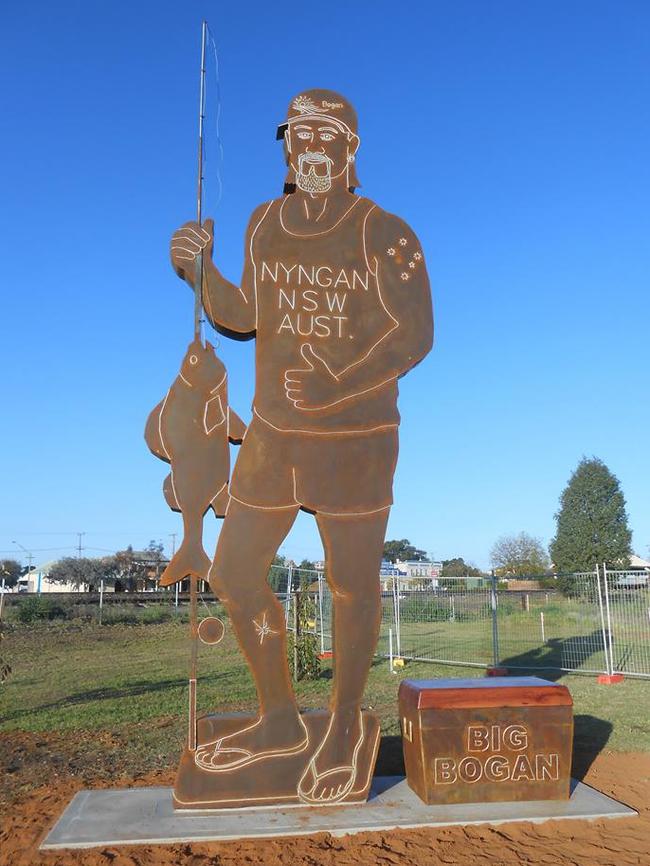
xmin=402 ymin=676 xmax=574 ymax=710
xmin=163 ymin=89 xmax=433 ymax=809
xmin=173 ymin=709 xmax=380 ymax=809
xmin=144 ymin=339 xmax=245 ymax=587
xmin=398 ymin=677 xmax=573 ymax=805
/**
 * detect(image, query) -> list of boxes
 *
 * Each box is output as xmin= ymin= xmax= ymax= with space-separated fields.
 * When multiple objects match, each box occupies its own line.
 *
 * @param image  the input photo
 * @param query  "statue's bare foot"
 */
xmin=195 ymin=710 xmax=308 ymax=772
xmin=297 ymin=709 xmax=365 ymax=804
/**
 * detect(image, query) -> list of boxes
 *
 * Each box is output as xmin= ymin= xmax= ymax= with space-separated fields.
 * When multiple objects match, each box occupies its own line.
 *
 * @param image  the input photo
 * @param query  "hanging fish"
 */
xmin=145 ymin=338 xmax=246 ymax=587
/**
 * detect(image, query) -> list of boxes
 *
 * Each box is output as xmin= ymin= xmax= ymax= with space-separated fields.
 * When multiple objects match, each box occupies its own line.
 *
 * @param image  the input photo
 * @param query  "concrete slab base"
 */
xmin=41 ymin=776 xmax=637 ymax=850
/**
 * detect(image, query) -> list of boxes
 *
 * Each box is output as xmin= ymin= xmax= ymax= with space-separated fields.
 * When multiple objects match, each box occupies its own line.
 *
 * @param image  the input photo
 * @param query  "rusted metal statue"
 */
xmin=145 ymin=339 xmax=245 ymax=587
xmin=166 ymin=88 xmax=433 ymax=808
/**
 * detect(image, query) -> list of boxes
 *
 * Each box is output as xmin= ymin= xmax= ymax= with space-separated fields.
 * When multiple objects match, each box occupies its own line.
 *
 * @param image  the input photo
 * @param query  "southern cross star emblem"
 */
xmin=253 ymin=611 xmax=278 ymax=645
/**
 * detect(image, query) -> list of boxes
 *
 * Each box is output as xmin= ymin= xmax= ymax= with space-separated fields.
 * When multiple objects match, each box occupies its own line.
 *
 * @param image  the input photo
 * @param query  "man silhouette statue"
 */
xmin=170 ymin=89 xmax=433 ymax=805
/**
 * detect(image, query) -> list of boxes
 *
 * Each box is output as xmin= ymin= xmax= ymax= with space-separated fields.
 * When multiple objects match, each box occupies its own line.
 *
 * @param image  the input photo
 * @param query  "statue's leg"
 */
xmin=298 ymin=507 xmax=388 ymax=801
xmin=199 ymin=498 xmax=305 ymax=769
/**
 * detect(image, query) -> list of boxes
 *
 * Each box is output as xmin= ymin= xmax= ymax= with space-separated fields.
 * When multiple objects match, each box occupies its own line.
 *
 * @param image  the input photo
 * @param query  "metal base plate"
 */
xmin=41 ymin=777 xmax=637 ymax=850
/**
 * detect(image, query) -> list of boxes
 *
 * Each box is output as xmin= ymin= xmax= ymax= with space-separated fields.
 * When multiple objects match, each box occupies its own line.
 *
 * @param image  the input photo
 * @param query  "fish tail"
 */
xmin=159 ymin=539 xmax=211 ymax=587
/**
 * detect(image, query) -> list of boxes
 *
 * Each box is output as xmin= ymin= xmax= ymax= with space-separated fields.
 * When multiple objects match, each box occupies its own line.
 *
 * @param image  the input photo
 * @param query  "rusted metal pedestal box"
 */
xmin=398 ymin=677 xmax=573 ymax=805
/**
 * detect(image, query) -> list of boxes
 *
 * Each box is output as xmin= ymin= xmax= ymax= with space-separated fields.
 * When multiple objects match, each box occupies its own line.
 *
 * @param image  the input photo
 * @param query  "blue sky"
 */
xmin=1 ymin=1 xmax=648 ymax=570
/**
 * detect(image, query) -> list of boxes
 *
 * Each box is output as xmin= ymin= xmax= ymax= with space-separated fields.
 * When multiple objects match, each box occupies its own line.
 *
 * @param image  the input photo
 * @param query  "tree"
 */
xmin=550 ymin=457 xmax=632 ymax=572
xmin=298 ymin=559 xmax=316 ymax=572
xmin=441 ymin=557 xmax=484 ymax=577
xmin=112 ymin=546 xmax=147 ymax=592
xmin=0 ymin=559 xmax=22 ymax=588
xmin=146 ymin=540 xmax=165 ymax=560
xmin=383 ymin=539 xmax=427 ymax=563
xmin=144 ymin=540 xmax=166 ymax=584
xmin=490 ymin=532 xmax=550 ymax=577
xmin=267 ymin=554 xmax=287 ymax=592
xmin=48 ymin=557 xmax=114 ymax=589
xmin=296 ymin=559 xmax=318 ymax=592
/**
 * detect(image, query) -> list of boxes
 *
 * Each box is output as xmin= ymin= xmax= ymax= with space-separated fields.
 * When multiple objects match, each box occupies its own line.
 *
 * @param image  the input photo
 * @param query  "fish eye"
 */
xmin=189 ymin=355 xmax=198 ymax=365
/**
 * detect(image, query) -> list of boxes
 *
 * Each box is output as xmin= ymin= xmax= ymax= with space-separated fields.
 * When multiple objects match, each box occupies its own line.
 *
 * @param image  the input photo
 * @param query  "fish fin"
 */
xmin=227 ymin=408 xmax=247 ymax=443
xmin=144 ymin=401 xmax=169 ymax=462
xmin=211 ymin=485 xmax=230 ymax=518
xmin=163 ymin=474 xmax=181 ymax=512
xmin=204 ymin=394 xmax=226 ymax=434
xmin=159 ymin=540 xmax=211 ymax=587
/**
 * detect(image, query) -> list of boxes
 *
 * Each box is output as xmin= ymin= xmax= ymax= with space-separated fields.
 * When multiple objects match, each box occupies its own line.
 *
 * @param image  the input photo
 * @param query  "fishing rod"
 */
xmin=194 ymin=19 xmax=207 ymax=342
xmin=188 ymin=19 xmax=208 ymax=754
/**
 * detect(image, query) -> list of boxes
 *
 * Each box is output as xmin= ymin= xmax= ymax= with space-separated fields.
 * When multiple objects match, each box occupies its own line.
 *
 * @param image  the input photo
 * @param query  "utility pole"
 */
xmin=169 ymin=532 xmax=178 ymax=606
xmin=77 ymin=532 xmax=85 ymax=558
xmin=0 ymin=563 xmax=9 ymax=620
xmin=12 ymin=541 xmax=34 ymax=590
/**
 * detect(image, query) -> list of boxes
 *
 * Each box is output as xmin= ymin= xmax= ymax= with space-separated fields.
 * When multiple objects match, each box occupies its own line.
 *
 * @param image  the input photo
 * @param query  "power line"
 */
xmin=0 ymin=546 xmax=75 ymax=555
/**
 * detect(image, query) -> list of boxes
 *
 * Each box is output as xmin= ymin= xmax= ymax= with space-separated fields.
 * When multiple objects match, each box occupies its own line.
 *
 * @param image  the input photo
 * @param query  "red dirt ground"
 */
xmin=1 ymin=734 xmax=648 ymax=866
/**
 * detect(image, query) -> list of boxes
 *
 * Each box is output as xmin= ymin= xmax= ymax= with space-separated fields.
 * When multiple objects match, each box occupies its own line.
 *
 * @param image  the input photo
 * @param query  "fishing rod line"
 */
xmin=194 ymin=19 xmax=208 ymax=343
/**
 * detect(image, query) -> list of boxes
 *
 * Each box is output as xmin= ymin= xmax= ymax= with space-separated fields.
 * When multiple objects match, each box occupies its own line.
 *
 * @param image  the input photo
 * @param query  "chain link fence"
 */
xmin=3 ymin=565 xmax=649 ymax=680
xmin=277 ymin=566 xmax=649 ymax=679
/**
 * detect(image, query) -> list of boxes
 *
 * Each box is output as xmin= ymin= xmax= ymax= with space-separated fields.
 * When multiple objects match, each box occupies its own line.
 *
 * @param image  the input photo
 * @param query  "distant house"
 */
xmin=614 ymin=555 xmax=650 ymax=589
xmin=380 ymin=560 xmax=443 ymax=592
xmin=16 ymin=561 xmax=86 ymax=594
xmin=128 ymin=550 xmax=169 ymax=590
xmin=628 ymin=554 xmax=650 ymax=574
xmin=505 ymin=579 xmax=544 ymax=592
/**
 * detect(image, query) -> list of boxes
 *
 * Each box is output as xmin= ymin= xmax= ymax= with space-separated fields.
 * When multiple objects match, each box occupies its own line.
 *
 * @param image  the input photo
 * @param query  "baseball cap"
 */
xmin=276 ymin=89 xmax=358 ymax=140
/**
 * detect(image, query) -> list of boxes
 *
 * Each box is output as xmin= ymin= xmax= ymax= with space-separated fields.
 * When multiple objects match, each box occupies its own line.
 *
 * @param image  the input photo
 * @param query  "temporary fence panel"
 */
xmin=8 ymin=565 xmax=649 ymax=680
xmin=602 ymin=568 xmax=650 ymax=678
xmin=392 ymin=577 xmax=495 ymax=668
xmin=495 ymin=573 xmax=608 ymax=676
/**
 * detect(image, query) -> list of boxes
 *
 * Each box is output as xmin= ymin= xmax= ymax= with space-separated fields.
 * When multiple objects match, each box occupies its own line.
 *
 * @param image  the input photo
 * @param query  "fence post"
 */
xmin=175 ymin=582 xmax=179 ymax=610
xmin=392 ymin=575 xmax=401 ymax=657
xmin=0 ymin=577 xmax=5 ymax=621
xmin=540 ymin=611 xmax=545 ymax=644
xmin=285 ymin=566 xmax=293 ymax=625
xmin=389 ymin=627 xmax=395 ymax=673
xmin=595 ymin=564 xmax=612 ymax=676
xmin=317 ymin=571 xmax=325 ymax=655
xmin=602 ymin=563 xmax=616 ymax=675
xmin=292 ymin=590 xmax=299 ymax=681
xmin=99 ymin=579 xmax=104 ymax=625
xmin=490 ymin=573 xmax=500 ymax=669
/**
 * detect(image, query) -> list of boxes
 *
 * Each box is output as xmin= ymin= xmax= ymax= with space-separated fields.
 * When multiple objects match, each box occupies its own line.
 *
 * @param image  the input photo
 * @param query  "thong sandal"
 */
xmin=297 ymin=714 xmax=365 ymax=804
xmin=195 ymin=715 xmax=309 ymax=773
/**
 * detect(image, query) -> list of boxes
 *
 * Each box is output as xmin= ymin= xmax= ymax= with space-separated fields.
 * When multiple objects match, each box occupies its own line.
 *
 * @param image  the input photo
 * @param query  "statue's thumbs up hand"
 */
xmin=284 ymin=344 xmax=340 ymax=410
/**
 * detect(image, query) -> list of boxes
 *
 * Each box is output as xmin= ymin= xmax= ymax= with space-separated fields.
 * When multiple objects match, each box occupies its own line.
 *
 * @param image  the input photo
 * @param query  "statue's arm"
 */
xmin=336 ymin=209 xmax=433 ymax=395
xmin=169 ymin=202 xmax=271 ymax=336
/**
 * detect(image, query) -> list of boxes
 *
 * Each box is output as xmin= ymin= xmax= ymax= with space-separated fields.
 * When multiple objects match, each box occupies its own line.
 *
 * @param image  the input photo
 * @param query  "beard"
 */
xmin=295 ymin=151 xmax=333 ymax=193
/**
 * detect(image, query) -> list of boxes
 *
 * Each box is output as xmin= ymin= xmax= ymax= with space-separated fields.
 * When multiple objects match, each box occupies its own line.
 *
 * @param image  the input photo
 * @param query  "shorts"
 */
xmin=229 ymin=414 xmax=399 ymax=515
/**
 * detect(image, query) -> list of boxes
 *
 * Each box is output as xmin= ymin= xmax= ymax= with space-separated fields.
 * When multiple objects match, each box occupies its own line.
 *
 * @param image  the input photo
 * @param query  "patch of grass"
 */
xmin=1 ymin=618 xmax=648 ymax=766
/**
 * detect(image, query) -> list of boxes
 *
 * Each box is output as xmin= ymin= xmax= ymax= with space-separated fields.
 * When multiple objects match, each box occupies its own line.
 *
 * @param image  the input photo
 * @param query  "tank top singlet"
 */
xmin=251 ymin=195 xmax=400 ymax=434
